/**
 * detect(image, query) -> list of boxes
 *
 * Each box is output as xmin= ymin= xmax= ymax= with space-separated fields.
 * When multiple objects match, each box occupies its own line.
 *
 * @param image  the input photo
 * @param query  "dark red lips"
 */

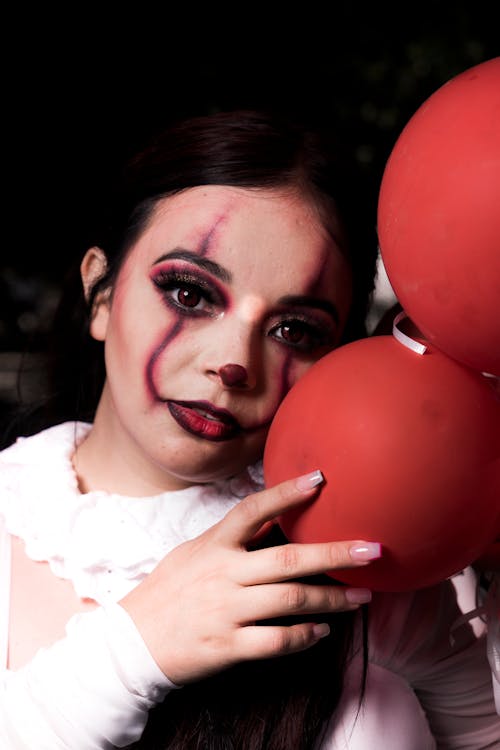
xmin=167 ymin=400 xmax=242 ymax=441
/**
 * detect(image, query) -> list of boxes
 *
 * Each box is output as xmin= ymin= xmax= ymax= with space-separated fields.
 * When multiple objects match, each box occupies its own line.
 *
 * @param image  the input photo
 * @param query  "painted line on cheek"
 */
xmin=145 ymin=320 xmax=183 ymax=400
xmin=280 ymin=352 xmax=294 ymax=404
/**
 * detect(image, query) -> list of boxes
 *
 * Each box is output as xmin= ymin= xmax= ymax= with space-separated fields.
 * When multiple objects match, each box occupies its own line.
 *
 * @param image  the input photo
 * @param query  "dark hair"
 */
xmin=89 ymin=109 xmax=375 ymax=337
xmin=10 ymin=108 xmax=377 ymax=436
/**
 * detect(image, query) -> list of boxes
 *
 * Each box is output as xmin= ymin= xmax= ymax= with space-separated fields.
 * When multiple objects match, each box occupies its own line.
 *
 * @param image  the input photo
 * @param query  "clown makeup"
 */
xmin=76 ymin=186 xmax=352 ymax=496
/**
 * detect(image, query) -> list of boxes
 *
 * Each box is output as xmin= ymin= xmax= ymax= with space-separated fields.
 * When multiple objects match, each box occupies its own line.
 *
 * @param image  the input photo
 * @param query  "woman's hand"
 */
xmin=120 ymin=471 xmax=381 ymax=686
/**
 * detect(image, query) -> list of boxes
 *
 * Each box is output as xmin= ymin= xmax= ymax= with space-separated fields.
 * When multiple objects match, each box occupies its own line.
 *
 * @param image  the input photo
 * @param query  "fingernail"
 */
xmin=295 ymin=470 xmax=324 ymax=492
xmin=312 ymin=623 xmax=330 ymax=639
xmin=349 ymin=542 xmax=382 ymax=562
xmin=346 ymin=588 xmax=372 ymax=604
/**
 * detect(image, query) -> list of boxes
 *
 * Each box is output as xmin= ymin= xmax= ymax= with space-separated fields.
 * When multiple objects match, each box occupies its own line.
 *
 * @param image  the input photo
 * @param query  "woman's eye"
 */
xmin=152 ymin=271 xmax=223 ymax=316
xmin=279 ymin=322 xmax=307 ymax=344
xmin=174 ymin=284 xmax=204 ymax=309
xmin=166 ymin=282 xmax=214 ymax=313
xmin=271 ymin=319 xmax=334 ymax=353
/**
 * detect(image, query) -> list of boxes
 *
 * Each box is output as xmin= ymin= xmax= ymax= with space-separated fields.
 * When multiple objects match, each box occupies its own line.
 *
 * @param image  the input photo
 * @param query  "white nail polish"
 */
xmin=312 ymin=622 xmax=330 ymax=639
xmin=346 ymin=588 xmax=372 ymax=604
xmin=350 ymin=542 xmax=382 ymax=561
xmin=296 ymin=470 xmax=324 ymax=491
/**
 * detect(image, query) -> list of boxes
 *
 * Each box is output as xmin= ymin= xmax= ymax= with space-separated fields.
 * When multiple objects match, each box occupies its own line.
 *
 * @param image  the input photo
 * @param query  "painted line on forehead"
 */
xmin=307 ymin=249 xmax=331 ymax=295
xmin=145 ymin=319 xmax=183 ymax=399
xmin=312 ymin=242 xmax=348 ymax=308
xmin=286 ymin=249 xmax=341 ymax=326
xmin=198 ymin=213 xmax=227 ymax=259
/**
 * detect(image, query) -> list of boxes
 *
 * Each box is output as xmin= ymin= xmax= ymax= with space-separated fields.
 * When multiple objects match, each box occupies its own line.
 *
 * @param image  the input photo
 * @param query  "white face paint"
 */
xmin=82 ymin=185 xmax=352 ymax=495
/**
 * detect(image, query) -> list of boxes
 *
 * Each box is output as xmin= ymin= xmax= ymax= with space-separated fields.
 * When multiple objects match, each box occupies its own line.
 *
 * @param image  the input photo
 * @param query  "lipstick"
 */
xmin=167 ymin=400 xmax=241 ymax=441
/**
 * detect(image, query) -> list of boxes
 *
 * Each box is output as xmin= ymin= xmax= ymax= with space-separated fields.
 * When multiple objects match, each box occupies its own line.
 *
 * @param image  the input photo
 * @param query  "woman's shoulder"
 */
xmin=0 ymin=421 xmax=90 ymax=530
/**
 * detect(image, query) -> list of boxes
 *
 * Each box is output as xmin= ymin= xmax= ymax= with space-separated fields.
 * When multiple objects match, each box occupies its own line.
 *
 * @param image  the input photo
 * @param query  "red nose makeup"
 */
xmin=219 ymin=363 xmax=248 ymax=387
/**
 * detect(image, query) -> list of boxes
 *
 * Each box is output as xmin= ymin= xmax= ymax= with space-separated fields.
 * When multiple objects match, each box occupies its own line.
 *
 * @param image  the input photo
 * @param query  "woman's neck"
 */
xmin=72 ymin=394 xmax=194 ymax=497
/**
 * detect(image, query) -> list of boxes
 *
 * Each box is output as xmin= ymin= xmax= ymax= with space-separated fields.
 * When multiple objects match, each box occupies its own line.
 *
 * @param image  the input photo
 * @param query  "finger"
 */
xmin=234 ymin=621 xmax=334 ymax=662
xmin=236 ymin=540 xmax=382 ymax=586
xmin=233 ymin=581 xmax=372 ymax=623
xmin=214 ymin=471 xmax=324 ymax=546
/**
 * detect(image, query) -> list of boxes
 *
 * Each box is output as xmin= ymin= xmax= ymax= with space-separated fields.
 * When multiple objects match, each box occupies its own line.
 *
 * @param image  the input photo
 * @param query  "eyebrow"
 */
xmin=152 ymin=249 xmax=232 ymax=283
xmin=278 ymin=295 xmax=340 ymax=325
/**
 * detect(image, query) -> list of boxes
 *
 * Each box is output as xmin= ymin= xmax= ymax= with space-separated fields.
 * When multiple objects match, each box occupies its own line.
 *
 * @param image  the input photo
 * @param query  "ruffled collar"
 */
xmin=0 ymin=422 xmax=264 ymax=604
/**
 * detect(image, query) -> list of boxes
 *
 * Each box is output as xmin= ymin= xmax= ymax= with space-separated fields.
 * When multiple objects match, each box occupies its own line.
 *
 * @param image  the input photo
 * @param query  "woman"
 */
xmin=0 ymin=110 xmax=497 ymax=748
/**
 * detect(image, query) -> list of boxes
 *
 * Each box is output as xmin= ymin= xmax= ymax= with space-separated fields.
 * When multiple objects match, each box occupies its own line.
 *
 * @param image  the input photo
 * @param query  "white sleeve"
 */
xmin=0 ymin=603 xmax=177 ymax=750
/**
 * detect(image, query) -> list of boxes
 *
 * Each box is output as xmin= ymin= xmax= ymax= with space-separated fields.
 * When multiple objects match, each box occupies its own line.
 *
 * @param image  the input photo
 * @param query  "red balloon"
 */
xmin=377 ymin=57 xmax=500 ymax=376
xmin=263 ymin=336 xmax=500 ymax=592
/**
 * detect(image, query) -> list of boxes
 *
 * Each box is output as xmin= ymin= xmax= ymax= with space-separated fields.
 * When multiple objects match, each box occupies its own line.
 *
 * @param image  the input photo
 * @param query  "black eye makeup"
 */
xmin=269 ymin=313 xmax=337 ymax=354
xmin=151 ymin=264 xmax=227 ymax=317
xmin=269 ymin=293 xmax=340 ymax=355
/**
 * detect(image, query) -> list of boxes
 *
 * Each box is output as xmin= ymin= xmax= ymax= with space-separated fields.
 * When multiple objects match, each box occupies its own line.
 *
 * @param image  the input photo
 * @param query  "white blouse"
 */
xmin=0 ymin=422 xmax=498 ymax=749
xmin=0 ymin=514 xmax=10 ymax=670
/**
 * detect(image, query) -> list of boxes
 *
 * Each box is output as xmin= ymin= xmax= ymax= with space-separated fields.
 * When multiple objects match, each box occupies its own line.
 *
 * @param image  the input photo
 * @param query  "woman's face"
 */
xmin=87 ymin=186 xmax=352 ymax=493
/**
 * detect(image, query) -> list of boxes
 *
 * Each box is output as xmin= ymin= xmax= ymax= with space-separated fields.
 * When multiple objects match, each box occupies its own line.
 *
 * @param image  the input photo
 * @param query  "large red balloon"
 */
xmin=263 ymin=336 xmax=500 ymax=592
xmin=377 ymin=57 xmax=500 ymax=376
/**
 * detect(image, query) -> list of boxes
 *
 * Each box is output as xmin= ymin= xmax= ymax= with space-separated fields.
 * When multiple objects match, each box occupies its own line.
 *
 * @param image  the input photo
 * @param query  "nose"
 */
xmin=204 ymin=316 xmax=261 ymax=390
xmin=219 ymin=363 xmax=249 ymax=387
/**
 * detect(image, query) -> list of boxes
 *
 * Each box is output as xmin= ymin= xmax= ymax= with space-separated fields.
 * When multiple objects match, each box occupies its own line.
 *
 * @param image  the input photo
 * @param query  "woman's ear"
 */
xmin=80 ymin=247 xmax=110 ymax=342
